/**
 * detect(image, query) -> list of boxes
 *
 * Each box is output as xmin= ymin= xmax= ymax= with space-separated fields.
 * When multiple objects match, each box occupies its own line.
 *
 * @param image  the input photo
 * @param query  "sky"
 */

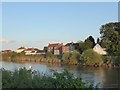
xmin=1 ymin=2 xmax=118 ymax=50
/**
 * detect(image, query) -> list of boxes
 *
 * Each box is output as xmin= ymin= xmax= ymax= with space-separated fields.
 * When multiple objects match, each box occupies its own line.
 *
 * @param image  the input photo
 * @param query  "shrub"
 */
xmin=81 ymin=49 xmax=103 ymax=65
xmin=62 ymin=52 xmax=71 ymax=64
xmin=69 ymin=50 xmax=80 ymax=65
xmin=2 ymin=68 xmax=98 ymax=89
xmin=111 ymin=56 xmax=120 ymax=65
xmin=62 ymin=50 xmax=80 ymax=65
xmin=46 ymin=52 xmax=57 ymax=59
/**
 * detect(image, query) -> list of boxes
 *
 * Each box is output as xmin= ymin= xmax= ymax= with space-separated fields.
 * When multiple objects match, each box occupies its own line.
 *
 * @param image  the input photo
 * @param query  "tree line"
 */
xmin=62 ymin=22 xmax=120 ymax=67
xmin=1 ymin=22 xmax=120 ymax=67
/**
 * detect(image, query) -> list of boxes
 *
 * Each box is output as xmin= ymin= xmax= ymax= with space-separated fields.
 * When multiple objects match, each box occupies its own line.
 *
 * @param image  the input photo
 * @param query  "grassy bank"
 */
xmin=1 ymin=51 xmax=120 ymax=68
xmin=1 ymin=52 xmax=61 ymax=64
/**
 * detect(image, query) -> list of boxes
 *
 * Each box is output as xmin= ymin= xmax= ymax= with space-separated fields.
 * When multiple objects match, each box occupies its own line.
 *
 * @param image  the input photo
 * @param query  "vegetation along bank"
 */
xmin=1 ymin=22 xmax=120 ymax=68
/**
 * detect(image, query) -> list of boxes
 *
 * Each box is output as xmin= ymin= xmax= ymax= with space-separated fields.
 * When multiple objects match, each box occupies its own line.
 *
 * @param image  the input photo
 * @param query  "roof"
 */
xmin=48 ymin=43 xmax=63 ymax=50
xmin=54 ymin=44 xmax=63 ymax=50
xmin=48 ymin=43 xmax=60 ymax=47
xmin=65 ymin=42 xmax=78 ymax=46
xmin=93 ymin=44 xmax=107 ymax=55
xmin=94 ymin=44 xmax=103 ymax=49
xmin=25 ymin=48 xmax=39 ymax=51
xmin=18 ymin=47 xmax=26 ymax=49
xmin=65 ymin=42 xmax=73 ymax=46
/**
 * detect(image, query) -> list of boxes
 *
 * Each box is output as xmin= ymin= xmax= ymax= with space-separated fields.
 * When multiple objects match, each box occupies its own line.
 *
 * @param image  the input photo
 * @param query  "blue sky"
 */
xmin=2 ymin=2 xmax=118 ymax=50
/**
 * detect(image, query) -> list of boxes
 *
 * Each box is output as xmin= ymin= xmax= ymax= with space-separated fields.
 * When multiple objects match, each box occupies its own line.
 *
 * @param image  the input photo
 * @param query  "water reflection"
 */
xmin=1 ymin=61 xmax=120 ymax=88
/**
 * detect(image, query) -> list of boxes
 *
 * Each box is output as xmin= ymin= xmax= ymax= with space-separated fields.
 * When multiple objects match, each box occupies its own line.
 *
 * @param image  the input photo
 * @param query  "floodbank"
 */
xmin=1 ymin=53 xmax=120 ymax=68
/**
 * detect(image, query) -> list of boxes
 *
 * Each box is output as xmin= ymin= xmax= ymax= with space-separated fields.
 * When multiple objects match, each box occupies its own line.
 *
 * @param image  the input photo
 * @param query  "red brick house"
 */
xmin=62 ymin=42 xmax=79 ymax=54
xmin=48 ymin=43 xmax=63 ymax=55
xmin=47 ymin=42 xmax=79 ymax=55
xmin=62 ymin=45 xmax=69 ymax=54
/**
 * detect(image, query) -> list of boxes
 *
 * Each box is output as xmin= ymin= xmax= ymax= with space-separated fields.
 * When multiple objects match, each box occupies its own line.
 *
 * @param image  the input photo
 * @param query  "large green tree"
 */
xmin=100 ymin=22 xmax=120 ymax=55
xmin=85 ymin=36 xmax=95 ymax=47
xmin=84 ymin=36 xmax=95 ymax=50
xmin=77 ymin=36 xmax=95 ymax=54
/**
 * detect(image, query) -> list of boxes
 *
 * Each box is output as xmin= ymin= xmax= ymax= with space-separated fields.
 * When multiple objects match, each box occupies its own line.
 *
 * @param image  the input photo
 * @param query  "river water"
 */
xmin=1 ymin=61 xmax=120 ymax=88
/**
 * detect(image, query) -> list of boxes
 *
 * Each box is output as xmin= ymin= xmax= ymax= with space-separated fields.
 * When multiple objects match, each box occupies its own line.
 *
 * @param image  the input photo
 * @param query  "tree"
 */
xmin=62 ymin=50 xmax=80 ymax=65
xmin=62 ymin=52 xmax=71 ymax=64
xmin=100 ymin=22 xmax=120 ymax=55
xmin=46 ymin=52 xmax=56 ymax=59
xmin=77 ymin=41 xmax=85 ymax=54
xmin=84 ymin=39 xmax=93 ymax=49
xmin=85 ymin=36 xmax=95 ymax=48
xmin=81 ymin=49 xmax=103 ymax=65
xmin=69 ymin=50 xmax=80 ymax=65
xmin=77 ymin=36 xmax=95 ymax=54
xmin=97 ymin=38 xmax=100 ymax=44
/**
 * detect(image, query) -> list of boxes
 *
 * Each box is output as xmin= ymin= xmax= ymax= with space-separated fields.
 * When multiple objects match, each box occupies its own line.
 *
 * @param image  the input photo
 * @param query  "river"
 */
xmin=1 ymin=61 xmax=120 ymax=88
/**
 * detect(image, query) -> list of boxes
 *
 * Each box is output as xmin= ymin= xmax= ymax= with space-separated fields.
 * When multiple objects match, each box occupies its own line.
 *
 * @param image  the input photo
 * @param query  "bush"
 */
xmin=69 ymin=50 xmax=80 ymax=65
xmin=102 ymin=55 xmax=120 ymax=65
xmin=62 ymin=50 xmax=80 ymax=65
xmin=46 ymin=52 xmax=57 ymax=59
xmin=81 ymin=49 xmax=103 ymax=65
xmin=2 ymin=68 xmax=98 ymax=89
xmin=101 ymin=55 xmax=109 ymax=63
xmin=62 ymin=52 xmax=71 ymax=64
xmin=111 ymin=56 xmax=120 ymax=65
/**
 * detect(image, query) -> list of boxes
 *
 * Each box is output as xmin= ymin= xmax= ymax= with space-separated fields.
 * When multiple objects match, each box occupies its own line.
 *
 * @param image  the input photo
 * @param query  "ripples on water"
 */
xmin=1 ymin=61 xmax=120 ymax=88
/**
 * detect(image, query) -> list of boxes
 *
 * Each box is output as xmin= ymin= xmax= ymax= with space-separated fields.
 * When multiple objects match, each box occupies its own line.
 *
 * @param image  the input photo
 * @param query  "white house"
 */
xmin=24 ymin=48 xmax=38 ymax=55
xmin=93 ymin=44 xmax=107 ymax=55
xmin=16 ymin=47 xmax=26 ymax=53
xmin=24 ymin=48 xmax=45 ymax=55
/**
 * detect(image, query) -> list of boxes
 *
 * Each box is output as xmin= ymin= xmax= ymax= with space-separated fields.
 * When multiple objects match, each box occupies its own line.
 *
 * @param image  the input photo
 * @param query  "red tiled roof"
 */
xmin=48 ymin=43 xmax=64 ymax=50
xmin=55 ymin=44 xmax=64 ymax=50
xmin=48 ymin=43 xmax=59 ymax=47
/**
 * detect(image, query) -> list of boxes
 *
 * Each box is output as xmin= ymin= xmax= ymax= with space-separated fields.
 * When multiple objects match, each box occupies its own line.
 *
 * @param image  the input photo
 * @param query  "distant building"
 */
xmin=48 ymin=43 xmax=63 ymax=55
xmin=62 ymin=42 xmax=79 ymax=54
xmin=54 ymin=44 xmax=63 ymax=55
xmin=48 ymin=43 xmax=59 ymax=53
xmin=24 ymin=48 xmax=40 ymax=55
xmin=1 ymin=50 xmax=13 ymax=53
xmin=48 ymin=42 xmax=79 ymax=55
xmin=93 ymin=44 xmax=107 ymax=55
xmin=16 ymin=47 xmax=26 ymax=53
xmin=62 ymin=45 xmax=70 ymax=54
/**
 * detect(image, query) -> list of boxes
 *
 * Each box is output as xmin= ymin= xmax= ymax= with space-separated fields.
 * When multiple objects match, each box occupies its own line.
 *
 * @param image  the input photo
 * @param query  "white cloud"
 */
xmin=0 ymin=38 xmax=16 ymax=44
